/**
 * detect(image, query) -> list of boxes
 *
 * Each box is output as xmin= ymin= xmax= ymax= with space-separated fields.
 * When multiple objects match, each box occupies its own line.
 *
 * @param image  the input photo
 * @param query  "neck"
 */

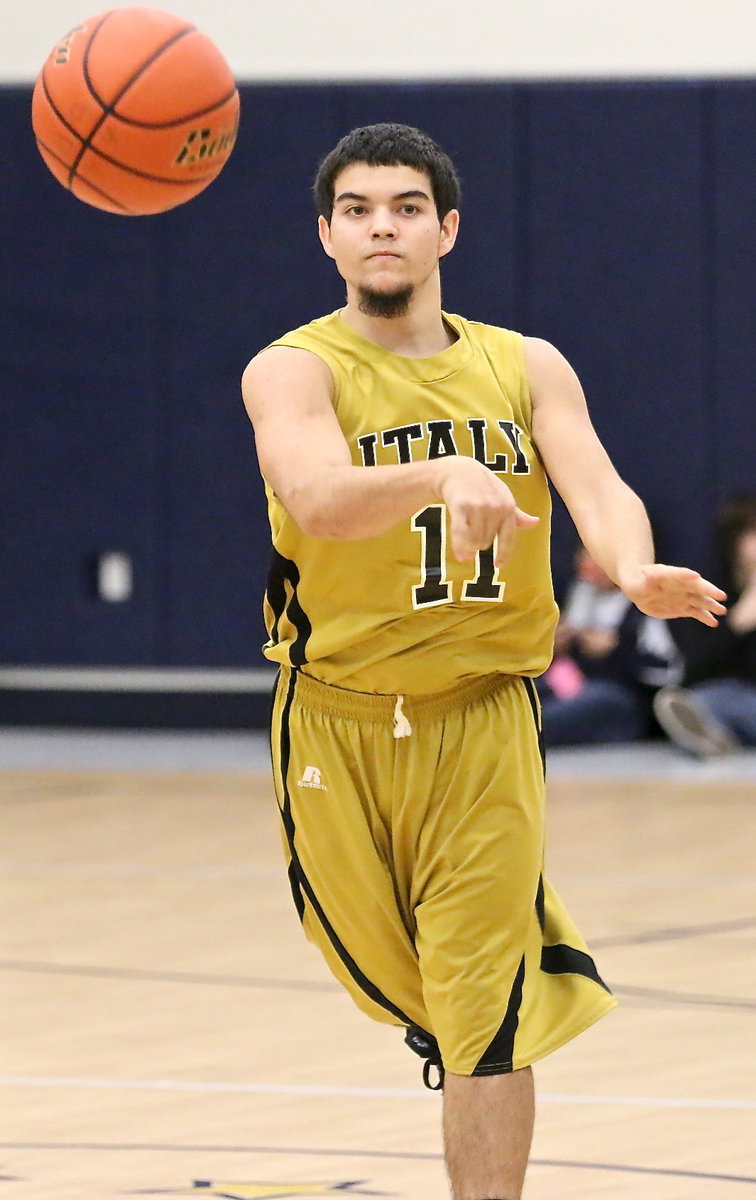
xmin=340 ymin=277 xmax=456 ymax=358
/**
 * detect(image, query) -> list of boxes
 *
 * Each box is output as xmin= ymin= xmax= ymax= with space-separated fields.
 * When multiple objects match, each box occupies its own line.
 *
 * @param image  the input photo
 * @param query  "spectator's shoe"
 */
xmin=653 ymin=686 xmax=740 ymax=758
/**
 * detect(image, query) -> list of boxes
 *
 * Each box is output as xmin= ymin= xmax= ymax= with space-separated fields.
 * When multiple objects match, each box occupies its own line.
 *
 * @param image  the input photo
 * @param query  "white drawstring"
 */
xmin=392 ymin=694 xmax=413 ymax=739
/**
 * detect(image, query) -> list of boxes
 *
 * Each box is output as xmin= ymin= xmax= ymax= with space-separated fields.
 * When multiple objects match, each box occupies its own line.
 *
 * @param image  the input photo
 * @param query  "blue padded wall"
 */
xmin=711 ymin=85 xmax=756 ymax=571
xmin=1 ymin=88 xmax=162 ymax=663
xmin=522 ymin=83 xmax=711 ymax=584
xmin=1 ymin=80 xmax=755 ymax=668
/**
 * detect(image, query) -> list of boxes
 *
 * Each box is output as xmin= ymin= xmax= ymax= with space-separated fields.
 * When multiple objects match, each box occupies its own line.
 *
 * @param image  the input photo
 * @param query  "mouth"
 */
xmin=368 ymin=251 xmax=400 ymax=259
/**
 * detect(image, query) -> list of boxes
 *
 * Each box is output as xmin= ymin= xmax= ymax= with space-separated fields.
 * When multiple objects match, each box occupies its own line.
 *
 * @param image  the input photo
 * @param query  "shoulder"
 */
xmin=524 ymin=336 xmax=572 ymax=373
xmin=242 ymin=312 xmax=343 ymax=394
xmin=241 ymin=344 xmax=335 ymax=423
xmin=522 ymin=337 xmax=587 ymax=408
xmin=242 ymin=342 xmax=333 ymax=392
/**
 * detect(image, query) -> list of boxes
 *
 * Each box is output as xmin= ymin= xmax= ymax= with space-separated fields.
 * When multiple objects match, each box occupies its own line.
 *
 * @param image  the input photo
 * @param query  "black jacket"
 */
xmin=669 ymin=592 xmax=756 ymax=686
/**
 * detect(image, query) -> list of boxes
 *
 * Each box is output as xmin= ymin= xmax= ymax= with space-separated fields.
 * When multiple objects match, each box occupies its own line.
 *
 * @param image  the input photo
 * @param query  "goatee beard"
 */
xmin=358 ymin=285 xmax=414 ymax=319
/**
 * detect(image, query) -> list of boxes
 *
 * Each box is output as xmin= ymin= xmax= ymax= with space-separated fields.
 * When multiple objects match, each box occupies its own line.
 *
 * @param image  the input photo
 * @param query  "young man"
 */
xmin=241 ymin=124 xmax=726 ymax=1200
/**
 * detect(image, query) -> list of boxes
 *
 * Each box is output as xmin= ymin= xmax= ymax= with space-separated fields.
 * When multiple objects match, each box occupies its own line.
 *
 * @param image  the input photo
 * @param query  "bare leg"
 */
xmin=442 ymin=1068 xmax=534 ymax=1200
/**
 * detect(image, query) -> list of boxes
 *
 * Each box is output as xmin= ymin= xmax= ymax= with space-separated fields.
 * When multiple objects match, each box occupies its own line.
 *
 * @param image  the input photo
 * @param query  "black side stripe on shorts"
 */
xmin=274 ymin=668 xmax=420 ymax=1030
xmin=472 ymin=955 xmax=526 ymax=1075
xmin=541 ymin=943 xmax=613 ymax=993
xmin=522 ymin=676 xmax=546 ymax=776
xmin=535 ymin=874 xmax=545 ymax=933
xmin=274 ymin=669 xmax=305 ymax=921
xmin=471 ymin=682 xmax=544 ymax=1076
xmin=523 ymin=687 xmax=612 ymax=996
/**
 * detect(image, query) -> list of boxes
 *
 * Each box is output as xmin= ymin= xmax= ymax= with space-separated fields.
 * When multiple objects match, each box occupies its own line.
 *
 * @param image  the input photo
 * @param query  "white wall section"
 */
xmin=8 ymin=0 xmax=756 ymax=84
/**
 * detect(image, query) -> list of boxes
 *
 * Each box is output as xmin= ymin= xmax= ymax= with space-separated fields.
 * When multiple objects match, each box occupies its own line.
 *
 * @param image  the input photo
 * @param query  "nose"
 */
xmin=370 ymin=207 xmax=397 ymax=238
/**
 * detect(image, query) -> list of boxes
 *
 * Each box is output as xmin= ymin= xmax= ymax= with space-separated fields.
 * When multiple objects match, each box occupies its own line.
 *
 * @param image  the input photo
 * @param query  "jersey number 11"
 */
xmin=412 ymin=504 xmax=505 ymax=609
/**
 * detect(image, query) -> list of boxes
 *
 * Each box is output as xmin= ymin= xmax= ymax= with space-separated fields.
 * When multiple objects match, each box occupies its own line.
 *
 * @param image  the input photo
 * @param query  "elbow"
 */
xmin=283 ymin=491 xmax=356 ymax=540
xmin=298 ymin=508 xmax=365 ymax=540
xmin=297 ymin=511 xmax=343 ymax=539
xmin=278 ymin=469 xmax=381 ymax=540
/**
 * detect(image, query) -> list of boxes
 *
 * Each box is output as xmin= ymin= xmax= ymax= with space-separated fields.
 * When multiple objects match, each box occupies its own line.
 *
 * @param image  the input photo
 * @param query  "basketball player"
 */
xmin=241 ymin=124 xmax=726 ymax=1200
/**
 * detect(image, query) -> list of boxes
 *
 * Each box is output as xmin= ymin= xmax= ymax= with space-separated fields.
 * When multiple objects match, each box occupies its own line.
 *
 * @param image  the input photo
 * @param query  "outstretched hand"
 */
xmin=620 ymin=564 xmax=727 ymax=626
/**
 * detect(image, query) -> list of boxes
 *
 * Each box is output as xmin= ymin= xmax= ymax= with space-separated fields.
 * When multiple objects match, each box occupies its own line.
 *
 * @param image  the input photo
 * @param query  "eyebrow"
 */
xmin=334 ymin=189 xmax=431 ymax=205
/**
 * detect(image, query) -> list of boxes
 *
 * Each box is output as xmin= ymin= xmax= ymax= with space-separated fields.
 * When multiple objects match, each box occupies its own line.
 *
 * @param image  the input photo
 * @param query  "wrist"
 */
xmin=428 ymin=455 xmax=454 ymax=502
xmin=616 ymin=563 xmax=647 ymax=595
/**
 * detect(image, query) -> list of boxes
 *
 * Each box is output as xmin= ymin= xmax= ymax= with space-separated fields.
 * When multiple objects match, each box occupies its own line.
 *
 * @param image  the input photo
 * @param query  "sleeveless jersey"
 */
xmin=262 ymin=309 xmax=558 ymax=695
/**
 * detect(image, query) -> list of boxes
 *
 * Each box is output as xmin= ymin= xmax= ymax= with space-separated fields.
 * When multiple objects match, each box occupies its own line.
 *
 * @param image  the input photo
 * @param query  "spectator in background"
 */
xmin=654 ymin=493 xmax=756 ymax=757
xmin=538 ymin=544 xmax=682 ymax=746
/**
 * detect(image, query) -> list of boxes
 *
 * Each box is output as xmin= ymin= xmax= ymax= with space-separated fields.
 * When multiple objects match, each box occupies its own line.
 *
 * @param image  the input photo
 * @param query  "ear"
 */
xmin=318 ymin=214 xmax=336 ymax=259
xmin=438 ymin=208 xmax=460 ymax=259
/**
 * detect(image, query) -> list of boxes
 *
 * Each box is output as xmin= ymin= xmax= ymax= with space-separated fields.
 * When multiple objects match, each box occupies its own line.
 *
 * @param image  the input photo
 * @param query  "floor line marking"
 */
xmin=0 ymin=1141 xmax=753 ymax=1186
xmin=0 ymin=960 xmax=339 ymax=992
xmin=3 ymin=960 xmax=755 ymax=1011
xmin=610 ymin=983 xmax=756 ymax=1012
xmin=591 ymin=914 xmax=756 ymax=948
xmin=1 ymin=1076 xmax=754 ymax=1109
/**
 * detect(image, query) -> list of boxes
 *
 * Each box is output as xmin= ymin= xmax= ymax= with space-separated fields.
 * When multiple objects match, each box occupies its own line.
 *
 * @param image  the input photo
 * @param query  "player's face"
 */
xmin=318 ymin=163 xmax=458 ymax=297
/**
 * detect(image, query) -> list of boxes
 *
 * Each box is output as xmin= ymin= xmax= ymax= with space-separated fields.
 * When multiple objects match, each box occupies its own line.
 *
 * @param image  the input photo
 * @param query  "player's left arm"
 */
xmin=526 ymin=337 xmax=727 ymax=626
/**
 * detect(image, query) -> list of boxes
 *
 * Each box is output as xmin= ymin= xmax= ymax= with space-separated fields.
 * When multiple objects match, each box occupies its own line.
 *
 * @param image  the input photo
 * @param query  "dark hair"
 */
xmin=716 ymin=491 xmax=756 ymax=575
xmin=313 ymin=123 xmax=461 ymax=221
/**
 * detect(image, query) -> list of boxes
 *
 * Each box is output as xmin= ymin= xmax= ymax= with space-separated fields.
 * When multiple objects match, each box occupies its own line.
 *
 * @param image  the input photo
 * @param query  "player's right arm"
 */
xmin=241 ymin=345 xmax=536 ymax=561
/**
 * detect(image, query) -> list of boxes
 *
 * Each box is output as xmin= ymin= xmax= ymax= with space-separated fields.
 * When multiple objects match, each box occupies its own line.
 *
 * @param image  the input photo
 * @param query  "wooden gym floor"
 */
xmin=1 ymin=730 xmax=755 ymax=1199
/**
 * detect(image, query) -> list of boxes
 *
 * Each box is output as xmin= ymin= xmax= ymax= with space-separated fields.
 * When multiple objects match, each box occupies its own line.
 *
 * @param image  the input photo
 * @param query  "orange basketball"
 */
xmin=31 ymin=7 xmax=240 ymax=216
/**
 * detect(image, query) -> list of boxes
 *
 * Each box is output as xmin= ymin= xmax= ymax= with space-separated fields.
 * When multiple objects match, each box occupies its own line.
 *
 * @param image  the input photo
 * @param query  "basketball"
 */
xmin=31 ymin=7 xmax=240 ymax=216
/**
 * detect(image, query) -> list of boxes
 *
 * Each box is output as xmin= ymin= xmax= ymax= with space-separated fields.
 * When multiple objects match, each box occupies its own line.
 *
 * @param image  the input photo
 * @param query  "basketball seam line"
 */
xmin=37 ymin=77 xmax=225 ymax=191
xmin=71 ymin=16 xmax=197 ymax=185
xmin=98 ymin=87 xmax=239 ymax=131
xmin=82 ymin=14 xmax=195 ymax=113
xmin=66 ymin=10 xmax=123 ymax=184
xmin=33 ymin=134 xmax=133 ymax=212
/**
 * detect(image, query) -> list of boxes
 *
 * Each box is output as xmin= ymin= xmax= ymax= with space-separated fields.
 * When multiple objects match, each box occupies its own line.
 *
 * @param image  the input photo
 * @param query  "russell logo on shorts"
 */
xmin=297 ymin=765 xmax=327 ymax=790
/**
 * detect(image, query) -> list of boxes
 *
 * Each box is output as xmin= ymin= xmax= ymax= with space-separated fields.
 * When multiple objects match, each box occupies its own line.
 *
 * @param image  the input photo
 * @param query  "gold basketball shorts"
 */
xmin=270 ymin=665 xmax=616 ymax=1078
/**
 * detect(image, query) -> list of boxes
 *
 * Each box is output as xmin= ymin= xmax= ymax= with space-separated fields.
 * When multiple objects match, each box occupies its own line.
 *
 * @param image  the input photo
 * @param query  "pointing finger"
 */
xmin=514 ymin=508 xmax=539 ymax=529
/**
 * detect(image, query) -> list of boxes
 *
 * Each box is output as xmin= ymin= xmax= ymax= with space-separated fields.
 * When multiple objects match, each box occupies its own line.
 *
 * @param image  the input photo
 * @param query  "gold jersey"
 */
xmin=262 ymin=309 xmax=558 ymax=694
